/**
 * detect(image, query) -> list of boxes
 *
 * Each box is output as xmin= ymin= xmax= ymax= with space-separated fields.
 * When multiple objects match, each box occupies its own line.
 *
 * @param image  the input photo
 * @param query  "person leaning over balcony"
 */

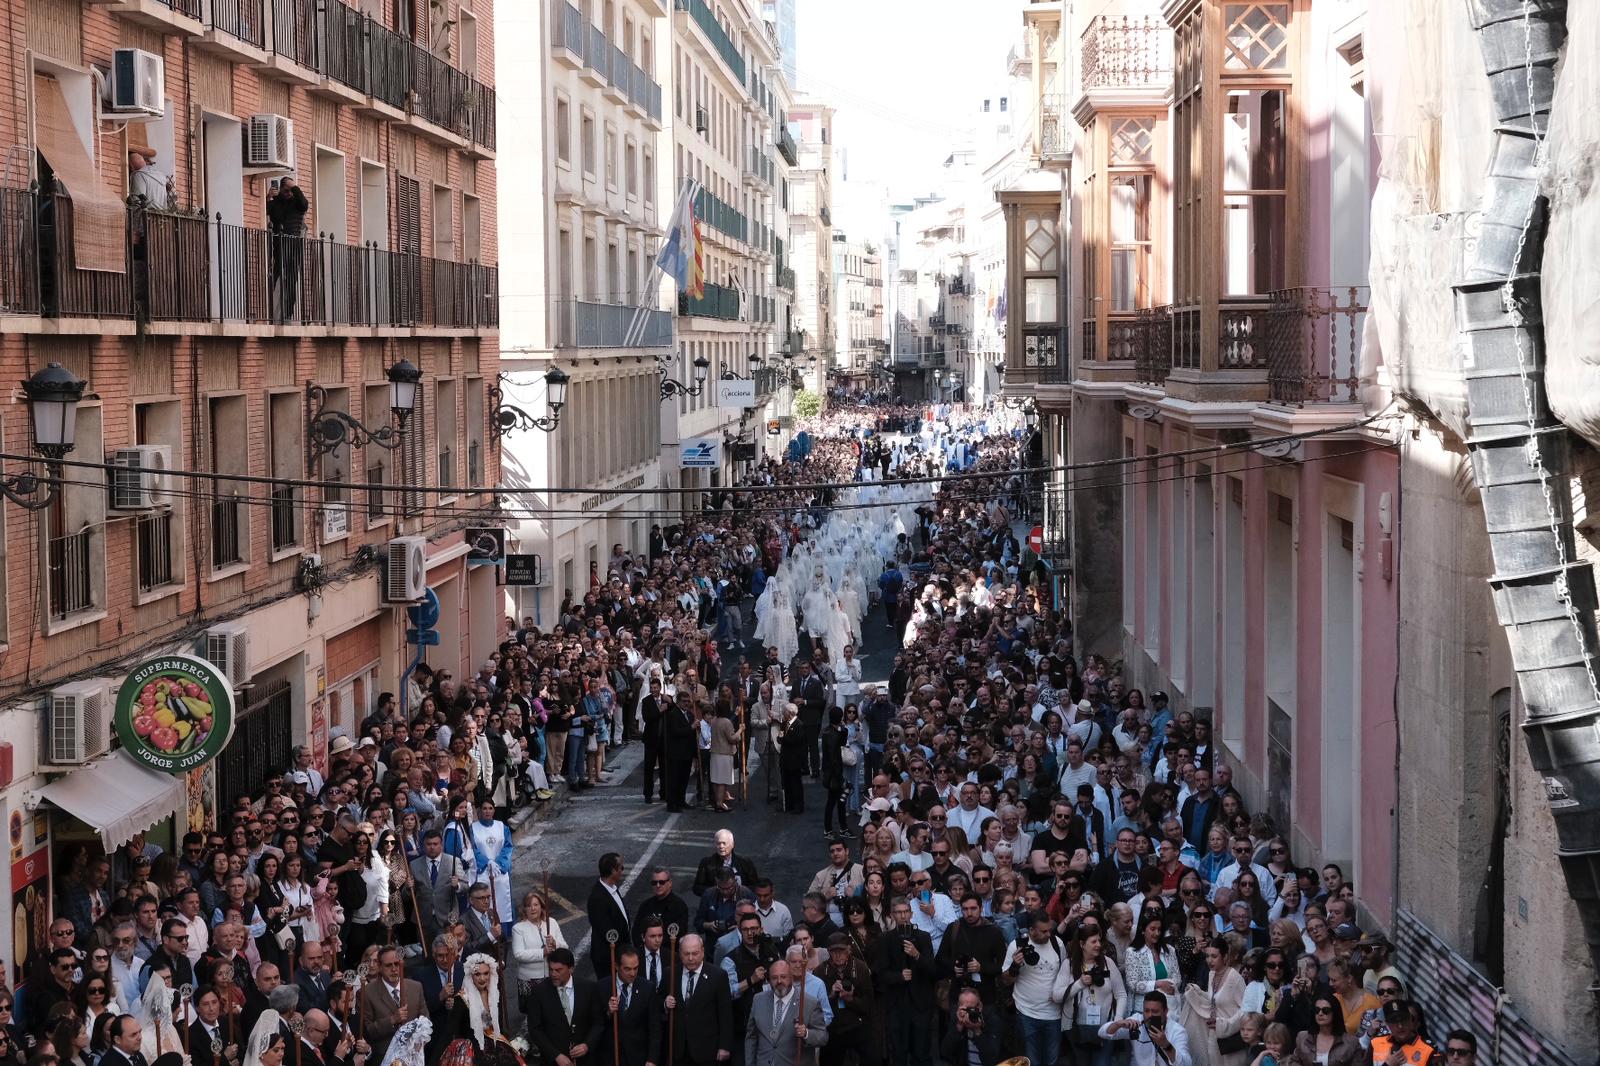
xmin=267 ymin=177 xmax=308 ymax=323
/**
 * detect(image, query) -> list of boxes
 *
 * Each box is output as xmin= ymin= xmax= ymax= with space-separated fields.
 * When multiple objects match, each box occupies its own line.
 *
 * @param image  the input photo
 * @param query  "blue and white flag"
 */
xmin=655 ymin=179 xmax=701 ymax=289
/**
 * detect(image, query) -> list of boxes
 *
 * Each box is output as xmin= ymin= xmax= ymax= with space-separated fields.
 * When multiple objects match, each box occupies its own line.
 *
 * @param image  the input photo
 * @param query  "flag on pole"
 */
xmin=688 ymin=213 xmax=706 ymax=299
xmin=655 ymin=179 xmax=701 ymax=291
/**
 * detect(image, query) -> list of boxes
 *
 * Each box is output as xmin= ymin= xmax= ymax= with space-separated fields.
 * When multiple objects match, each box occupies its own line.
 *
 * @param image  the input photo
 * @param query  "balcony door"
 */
xmin=202 ymin=114 xmax=244 ymax=320
xmin=314 ymin=147 xmax=347 ymax=321
xmin=359 ymin=161 xmax=390 ymax=322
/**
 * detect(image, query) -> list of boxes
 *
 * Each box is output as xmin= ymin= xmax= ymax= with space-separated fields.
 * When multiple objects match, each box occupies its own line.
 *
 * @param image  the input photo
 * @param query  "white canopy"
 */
xmin=30 ymin=751 xmax=186 ymax=850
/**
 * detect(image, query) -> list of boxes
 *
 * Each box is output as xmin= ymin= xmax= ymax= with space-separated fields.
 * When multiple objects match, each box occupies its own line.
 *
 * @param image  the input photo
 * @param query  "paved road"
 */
xmin=509 ymin=588 xmax=903 ymax=969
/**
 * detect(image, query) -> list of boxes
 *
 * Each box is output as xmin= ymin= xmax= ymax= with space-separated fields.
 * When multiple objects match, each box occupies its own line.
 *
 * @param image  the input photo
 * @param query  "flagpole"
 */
xmin=630 ymin=178 xmax=701 ymax=348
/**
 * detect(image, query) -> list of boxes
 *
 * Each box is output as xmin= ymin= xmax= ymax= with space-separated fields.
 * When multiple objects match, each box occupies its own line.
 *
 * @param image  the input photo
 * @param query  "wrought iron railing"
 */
xmin=270 ymin=483 xmax=299 ymax=552
xmin=1041 ymin=94 xmax=1070 ymax=159
xmin=1080 ymin=14 xmax=1172 ymax=90
xmin=556 ymin=299 xmax=672 ymax=347
xmin=272 ymin=0 xmax=317 ymax=66
xmin=365 ymin=462 xmax=387 ymax=520
xmin=210 ymin=0 xmax=266 ymax=48
xmin=211 ymin=496 xmax=244 ymax=568
xmin=678 ymin=282 xmax=740 ymax=321
xmin=675 ymin=0 xmax=746 ymax=82
xmin=48 ymin=528 xmax=93 ymax=619
xmin=1219 ymin=301 xmax=1271 ymax=369
xmin=0 ymin=188 xmax=40 ymax=315
xmin=41 ymin=192 xmax=133 ymax=318
xmin=694 ymin=187 xmax=747 ymax=242
xmin=1133 ymin=305 xmax=1172 ymax=384
xmin=1266 ymin=286 xmax=1369 ymax=404
xmin=137 ymin=510 xmax=175 ymax=592
xmin=437 ymin=446 xmax=454 ymax=487
xmin=776 ymin=126 xmax=798 ymax=166
xmin=553 ymin=2 xmax=586 ymax=59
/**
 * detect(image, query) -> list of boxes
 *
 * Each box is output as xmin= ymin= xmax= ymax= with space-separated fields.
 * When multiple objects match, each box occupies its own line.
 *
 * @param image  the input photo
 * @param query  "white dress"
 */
xmin=470 ymin=819 xmax=513 ymax=923
xmin=766 ymin=588 xmax=800 ymax=665
xmin=801 ymin=573 xmax=834 ymax=639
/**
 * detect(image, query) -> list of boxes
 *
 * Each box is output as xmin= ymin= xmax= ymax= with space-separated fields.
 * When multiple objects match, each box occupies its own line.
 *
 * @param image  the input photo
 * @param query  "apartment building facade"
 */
xmin=497 ymin=0 xmax=670 ymax=619
xmin=1002 ymin=0 xmax=1592 ymax=1057
xmin=0 ymin=0 xmax=501 ymax=970
xmin=786 ymin=100 xmax=833 ymax=397
xmin=664 ymin=0 xmax=788 ymax=503
xmin=829 ymin=232 xmax=883 ymax=383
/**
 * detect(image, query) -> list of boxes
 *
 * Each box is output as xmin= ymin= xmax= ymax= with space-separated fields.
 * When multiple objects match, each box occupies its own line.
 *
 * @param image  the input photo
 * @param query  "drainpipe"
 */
xmin=1452 ymin=0 xmax=1600 ymax=1029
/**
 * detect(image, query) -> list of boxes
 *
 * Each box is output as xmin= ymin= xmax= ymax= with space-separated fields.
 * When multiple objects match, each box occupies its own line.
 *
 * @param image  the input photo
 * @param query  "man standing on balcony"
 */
xmin=268 ymin=176 xmax=309 ymax=324
xmin=127 ymin=146 xmax=169 ymax=207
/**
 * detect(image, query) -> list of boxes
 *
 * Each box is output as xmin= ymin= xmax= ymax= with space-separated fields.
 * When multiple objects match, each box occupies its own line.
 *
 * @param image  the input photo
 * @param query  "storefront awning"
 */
xmin=29 ymin=752 xmax=185 ymax=851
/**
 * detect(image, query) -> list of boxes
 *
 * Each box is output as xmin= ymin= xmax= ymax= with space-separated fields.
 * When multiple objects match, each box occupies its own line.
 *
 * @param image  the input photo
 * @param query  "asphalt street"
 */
xmin=509 ymin=591 xmax=903 ymax=967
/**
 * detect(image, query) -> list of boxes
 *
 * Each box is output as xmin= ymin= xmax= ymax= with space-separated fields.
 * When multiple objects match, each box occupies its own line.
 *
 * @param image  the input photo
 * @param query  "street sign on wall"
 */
xmin=716 ymin=378 xmax=756 ymax=408
xmin=680 ymin=437 xmax=721 ymax=468
xmin=504 ymin=554 xmax=544 ymax=586
xmin=114 ymin=655 xmax=237 ymax=774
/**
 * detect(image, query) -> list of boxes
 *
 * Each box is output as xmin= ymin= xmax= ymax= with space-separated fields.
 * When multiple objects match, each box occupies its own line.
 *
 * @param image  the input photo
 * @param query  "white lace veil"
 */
xmin=377 ymin=1017 xmax=433 ymax=1066
xmin=462 ymin=952 xmax=501 ymax=1049
xmin=242 ymin=1009 xmax=283 ymax=1066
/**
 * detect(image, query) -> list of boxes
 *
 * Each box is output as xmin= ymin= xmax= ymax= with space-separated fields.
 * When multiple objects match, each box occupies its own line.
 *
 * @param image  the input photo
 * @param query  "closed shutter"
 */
xmin=394 ymin=175 xmax=422 ymax=323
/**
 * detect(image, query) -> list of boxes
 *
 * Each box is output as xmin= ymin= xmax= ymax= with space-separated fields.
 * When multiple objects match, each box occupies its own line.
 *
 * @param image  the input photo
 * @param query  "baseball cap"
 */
xmin=826 ymin=933 xmax=850 ymax=950
xmin=1332 ymin=922 xmax=1361 ymax=942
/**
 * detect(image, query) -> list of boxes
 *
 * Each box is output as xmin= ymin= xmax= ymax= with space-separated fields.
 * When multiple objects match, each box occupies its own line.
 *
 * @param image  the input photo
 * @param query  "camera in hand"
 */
xmin=1017 ymin=933 xmax=1039 ymax=967
xmin=1088 ymin=963 xmax=1108 ymax=988
xmin=961 ymin=1006 xmax=982 ymax=1024
xmin=1144 ymin=1015 xmax=1165 ymax=1032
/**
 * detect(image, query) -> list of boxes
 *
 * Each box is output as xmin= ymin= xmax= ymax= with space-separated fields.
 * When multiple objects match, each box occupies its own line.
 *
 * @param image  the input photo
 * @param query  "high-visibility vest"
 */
xmin=1371 ymin=1034 xmax=1435 ymax=1066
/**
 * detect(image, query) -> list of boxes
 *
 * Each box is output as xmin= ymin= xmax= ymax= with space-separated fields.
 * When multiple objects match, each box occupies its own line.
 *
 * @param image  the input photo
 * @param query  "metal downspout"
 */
xmin=1453 ymin=0 xmax=1600 ymax=1032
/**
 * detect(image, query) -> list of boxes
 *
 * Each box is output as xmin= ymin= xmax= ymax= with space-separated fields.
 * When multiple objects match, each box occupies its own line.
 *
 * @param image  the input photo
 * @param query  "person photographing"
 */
xmin=1099 ymin=991 xmax=1192 ymax=1066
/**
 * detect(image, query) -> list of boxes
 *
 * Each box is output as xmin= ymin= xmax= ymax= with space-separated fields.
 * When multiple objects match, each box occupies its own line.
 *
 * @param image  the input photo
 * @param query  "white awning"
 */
xmin=29 ymin=752 xmax=185 ymax=851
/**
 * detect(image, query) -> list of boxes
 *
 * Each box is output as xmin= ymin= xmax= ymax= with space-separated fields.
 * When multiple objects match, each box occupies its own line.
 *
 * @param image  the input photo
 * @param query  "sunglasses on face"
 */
xmin=1446 ymin=1049 xmax=1473 ymax=1059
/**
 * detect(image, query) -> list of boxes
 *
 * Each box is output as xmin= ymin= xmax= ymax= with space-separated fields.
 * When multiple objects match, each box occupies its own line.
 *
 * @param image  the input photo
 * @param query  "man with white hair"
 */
xmin=693 ymin=829 xmax=759 ymax=894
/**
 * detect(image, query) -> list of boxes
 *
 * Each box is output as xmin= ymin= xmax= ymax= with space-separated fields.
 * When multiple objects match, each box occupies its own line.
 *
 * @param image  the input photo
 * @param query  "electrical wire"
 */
xmin=0 ymin=408 xmax=1394 ymax=505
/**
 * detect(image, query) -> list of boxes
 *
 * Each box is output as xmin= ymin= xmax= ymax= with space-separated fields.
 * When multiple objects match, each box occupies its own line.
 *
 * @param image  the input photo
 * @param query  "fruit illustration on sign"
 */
xmin=115 ymin=655 xmax=235 ymax=773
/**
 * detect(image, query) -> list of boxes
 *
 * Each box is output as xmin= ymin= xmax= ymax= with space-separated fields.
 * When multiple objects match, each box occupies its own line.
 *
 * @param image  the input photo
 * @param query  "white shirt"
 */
xmin=755 ymin=901 xmax=794 ymax=940
xmin=1098 ymin=1013 xmax=1192 ymax=1066
xmin=907 ymin=892 xmax=960 ymax=951
xmin=1012 ymin=936 xmax=1065 ymax=1021
xmin=890 ymin=849 xmax=932 ymax=873
xmin=947 ymin=804 xmax=995 ymax=842
xmin=1211 ymin=861 xmax=1279 ymax=905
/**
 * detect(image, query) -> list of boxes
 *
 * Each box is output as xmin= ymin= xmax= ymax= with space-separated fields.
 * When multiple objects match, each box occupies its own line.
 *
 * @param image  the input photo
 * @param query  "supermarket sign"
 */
xmin=114 ymin=655 xmax=237 ymax=774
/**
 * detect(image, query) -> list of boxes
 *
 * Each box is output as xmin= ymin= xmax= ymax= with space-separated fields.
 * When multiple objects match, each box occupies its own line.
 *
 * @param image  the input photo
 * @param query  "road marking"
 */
xmin=572 ymin=810 xmax=680 ymax=960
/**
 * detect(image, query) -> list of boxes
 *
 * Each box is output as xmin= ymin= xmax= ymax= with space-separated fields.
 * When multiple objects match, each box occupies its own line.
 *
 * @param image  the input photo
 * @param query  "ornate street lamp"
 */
xmin=307 ymin=359 xmax=422 ymax=457
xmin=491 ymin=365 xmax=570 ymax=436
xmin=0 ymin=363 xmax=87 ymax=510
xmin=661 ymin=354 xmax=711 ymax=399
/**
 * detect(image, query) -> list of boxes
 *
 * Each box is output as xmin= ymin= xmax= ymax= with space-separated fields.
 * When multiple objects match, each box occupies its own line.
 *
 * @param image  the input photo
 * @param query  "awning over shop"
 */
xmin=29 ymin=751 xmax=185 ymax=851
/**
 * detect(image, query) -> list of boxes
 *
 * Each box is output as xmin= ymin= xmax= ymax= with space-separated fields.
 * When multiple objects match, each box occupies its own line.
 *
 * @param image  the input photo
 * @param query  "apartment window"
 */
xmin=398 ymin=388 xmax=426 ymax=517
xmin=433 ymin=185 xmax=455 ymax=261
xmin=581 ymin=113 xmax=596 ymax=176
xmin=556 ymin=97 xmax=572 ymax=164
xmin=1022 ymin=212 xmax=1060 ymax=324
xmin=458 ymin=9 xmax=480 ymax=77
xmin=268 ymin=391 xmax=302 ymax=553
xmin=363 ymin=384 xmax=392 ymax=525
xmin=1221 ymin=88 xmax=1287 ymax=295
xmin=999 ymin=97 xmax=1008 ymax=112
xmin=317 ymin=387 xmax=352 ymax=540
xmin=584 ymin=234 xmax=599 ymax=297
xmin=436 ymin=378 xmax=458 ymax=494
xmin=605 ymin=126 xmax=618 ymax=191
xmin=983 ymin=99 xmax=991 ymax=113
xmin=1109 ymin=174 xmax=1153 ymax=311
xmin=625 ymin=141 xmax=638 ymax=199
xmin=208 ymin=395 xmax=248 ymax=570
xmin=607 ymin=242 xmax=621 ymax=302
xmin=644 ymin=148 xmax=655 ymax=205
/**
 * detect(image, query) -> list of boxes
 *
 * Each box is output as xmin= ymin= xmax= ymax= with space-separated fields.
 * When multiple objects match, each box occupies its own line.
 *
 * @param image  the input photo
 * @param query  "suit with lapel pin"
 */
xmin=743 ymin=985 xmax=828 ymax=1066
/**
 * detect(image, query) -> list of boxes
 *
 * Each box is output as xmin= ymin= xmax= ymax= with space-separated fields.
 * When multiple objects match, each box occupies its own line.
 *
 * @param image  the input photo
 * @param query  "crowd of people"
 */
xmin=21 ymin=400 xmax=1472 ymax=1066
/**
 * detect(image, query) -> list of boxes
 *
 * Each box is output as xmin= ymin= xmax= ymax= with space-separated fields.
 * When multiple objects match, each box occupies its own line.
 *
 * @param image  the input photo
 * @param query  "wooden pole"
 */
xmin=794 ymin=962 xmax=807 ymax=1064
xmin=179 ymin=986 xmax=193 ymax=1057
xmin=666 ymin=924 xmax=680 ymax=1066
xmin=607 ymin=931 xmax=621 ymax=1066
xmin=357 ymin=962 xmax=370 ymax=1045
xmin=406 ymin=868 xmax=425 ymax=949
xmin=739 ymin=703 xmax=748 ymax=806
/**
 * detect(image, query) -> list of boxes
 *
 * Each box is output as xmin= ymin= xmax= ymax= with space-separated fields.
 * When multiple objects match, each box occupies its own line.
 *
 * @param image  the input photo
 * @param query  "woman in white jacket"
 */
xmin=510 ymin=890 xmax=566 ymax=1015
xmin=1060 ymin=927 xmax=1128 ymax=1066
xmin=1123 ymin=910 xmax=1183 ymax=1010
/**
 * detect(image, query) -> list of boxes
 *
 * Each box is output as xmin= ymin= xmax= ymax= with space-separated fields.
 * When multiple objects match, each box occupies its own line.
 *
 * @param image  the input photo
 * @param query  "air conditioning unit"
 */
xmin=45 ymin=680 xmax=110 ymax=766
xmin=695 ymin=105 xmax=708 ymax=136
xmin=107 ymin=445 xmax=173 ymax=511
xmin=246 ymin=113 xmax=295 ymax=170
xmin=383 ymin=536 xmax=428 ymax=604
xmin=201 ymin=621 xmax=251 ymax=688
xmin=109 ymin=49 xmax=164 ymax=118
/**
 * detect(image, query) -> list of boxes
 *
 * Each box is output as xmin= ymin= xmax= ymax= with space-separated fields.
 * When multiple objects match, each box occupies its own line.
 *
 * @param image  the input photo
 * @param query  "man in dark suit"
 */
xmin=796 ymin=663 xmax=826 ymax=778
xmin=640 ymin=677 xmax=667 ymax=804
xmin=691 ymin=830 xmax=759 ymax=895
xmin=663 ymin=690 xmax=698 ymax=812
xmin=873 ymin=900 xmax=936 ymax=1066
xmin=633 ymin=868 xmax=689 ymax=943
xmin=586 ymin=852 xmax=632 ymax=980
xmin=295 ymin=939 xmax=334 ymax=1013
xmin=409 ymin=830 xmax=468 ymax=942
xmin=103 ymin=1015 xmax=146 ymax=1066
xmin=634 ymin=919 xmax=671 ymax=1000
xmin=358 ymin=945 xmax=427 ymax=1064
xmin=462 ymin=882 xmax=506 ymax=961
xmin=527 ymin=948 xmax=606 ymax=1066
xmin=188 ymin=987 xmax=238 ymax=1066
xmin=604 ymin=947 xmax=661 ymax=1066
xmin=409 ymin=934 xmax=465 ymax=1016
xmin=663 ymin=934 xmax=732 ymax=1066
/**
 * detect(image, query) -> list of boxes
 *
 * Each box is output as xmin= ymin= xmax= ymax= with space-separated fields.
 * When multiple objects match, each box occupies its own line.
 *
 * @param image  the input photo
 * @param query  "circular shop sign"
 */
xmin=115 ymin=654 xmax=237 ymax=774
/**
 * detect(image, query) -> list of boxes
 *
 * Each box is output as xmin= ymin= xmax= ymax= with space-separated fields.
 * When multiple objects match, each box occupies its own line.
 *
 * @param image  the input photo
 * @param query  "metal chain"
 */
xmin=1499 ymin=0 xmax=1600 ymax=703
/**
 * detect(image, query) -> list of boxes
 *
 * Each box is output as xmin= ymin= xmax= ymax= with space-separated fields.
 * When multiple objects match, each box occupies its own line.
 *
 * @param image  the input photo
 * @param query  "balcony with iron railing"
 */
xmin=776 ymin=125 xmax=799 ymax=166
xmin=694 ymin=187 xmax=748 ymax=242
xmin=211 ymin=496 xmax=244 ymax=568
xmin=746 ymin=147 xmax=775 ymax=187
xmin=1080 ymin=14 xmax=1172 ymax=91
xmin=0 ymin=185 xmax=499 ymax=328
xmin=678 ymin=281 xmax=740 ymax=321
xmin=1132 ymin=305 xmax=1173 ymax=384
xmin=674 ymin=0 xmax=746 ymax=83
xmin=555 ymin=299 xmax=673 ymax=348
xmin=137 ymin=510 xmax=176 ymax=592
xmin=1265 ymin=286 xmax=1368 ymax=405
xmin=1040 ymin=94 xmax=1070 ymax=161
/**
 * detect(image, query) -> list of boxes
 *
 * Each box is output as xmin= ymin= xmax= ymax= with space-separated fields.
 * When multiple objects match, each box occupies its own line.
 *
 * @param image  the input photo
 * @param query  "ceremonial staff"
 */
xmin=289 ymin=1016 xmax=305 ymax=1066
xmin=356 ymin=962 xmax=371 ymax=1045
xmin=177 ymin=985 xmax=193 ymax=1058
xmin=665 ymin=923 xmax=680 ymax=1066
xmin=607 ymin=930 xmax=621 ymax=1066
xmin=794 ymin=959 xmax=808 ymax=1064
